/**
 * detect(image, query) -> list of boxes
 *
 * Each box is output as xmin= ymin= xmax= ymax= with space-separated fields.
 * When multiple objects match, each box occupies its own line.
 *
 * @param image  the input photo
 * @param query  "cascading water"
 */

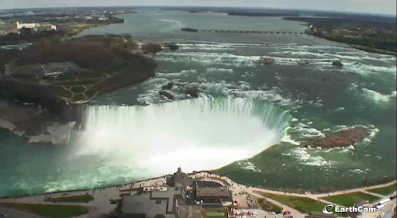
xmin=76 ymin=96 xmax=292 ymax=177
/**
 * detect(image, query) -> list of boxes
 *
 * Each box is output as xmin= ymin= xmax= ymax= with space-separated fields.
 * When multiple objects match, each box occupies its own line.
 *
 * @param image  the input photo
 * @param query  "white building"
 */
xmin=16 ymin=22 xmax=56 ymax=31
xmin=16 ymin=22 xmax=39 ymax=29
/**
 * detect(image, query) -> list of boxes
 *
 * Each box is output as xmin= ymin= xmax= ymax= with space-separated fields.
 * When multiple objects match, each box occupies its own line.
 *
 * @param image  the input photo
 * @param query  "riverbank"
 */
xmin=0 ymin=171 xmax=395 ymax=218
xmin=307 ymin=33 xmax=397 ymax=56
xmin=1 ymin=170 xmax=395 ymax=199
xmin=0 ymin=35 xmax=158 ymax=144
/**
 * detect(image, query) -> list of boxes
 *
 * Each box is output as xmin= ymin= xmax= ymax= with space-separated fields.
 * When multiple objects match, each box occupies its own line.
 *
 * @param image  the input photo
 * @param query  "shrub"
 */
xmin=142 ymin=43 xmax=162 ymax=54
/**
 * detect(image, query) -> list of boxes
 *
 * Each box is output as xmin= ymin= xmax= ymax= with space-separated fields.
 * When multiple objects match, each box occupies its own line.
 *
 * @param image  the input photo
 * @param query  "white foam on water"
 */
xmin=362 ymin=88 xmax=392 ymax=103
xmin=179 ymin=44 xmax=236 ymax=51
xmin=136 ymin=78 xmax=297 ymax=109
xmin=281 ymin=134 xmax=300 ymax=145
xmin=241 ymin=72 xmax=255 ymax=78
xmin=289 ymin=147 xmax=336 ymax=167
xmin=330 ymin=124 xmax=379 ymax=147
xmin=361 ymin=127 xmax=380 ymax=146
xmin=158 ymin=18 xmax=185 ymax=28
xmin=335 ymin=107 xmax=345 ymax=112
xmin=206 ymin=67 xmax=234 ymax=74
xmin=289 ymin=124 xmax=325 ymax=140
xmin=155 ymin=52 xmax=260 ymax=67
xmin=156 ymin=69 xmax=198 ymax=78
xmin=77 ymin=97 xmax=291 ymax=175
xmin=339 ymin=145 xmax=355 ymax=153
xmin=350 ymin=169 xmax=368 ymax=174
xmin=180 ymin=41 xmax=264 ymax=47
xmin=236 ymin=160 xmax=262 ymax=172
xmin=342 ymin=64 xmax=397 ymax=76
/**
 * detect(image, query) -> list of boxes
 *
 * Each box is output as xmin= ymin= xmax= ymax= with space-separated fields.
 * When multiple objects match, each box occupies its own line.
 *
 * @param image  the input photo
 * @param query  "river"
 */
xmin=0 ymin=9 xmax=396 ymax=197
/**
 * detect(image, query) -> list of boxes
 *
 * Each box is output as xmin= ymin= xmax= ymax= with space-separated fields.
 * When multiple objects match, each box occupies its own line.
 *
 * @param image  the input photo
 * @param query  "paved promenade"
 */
xmin=0 ymin=172 xmax=395 ymax=218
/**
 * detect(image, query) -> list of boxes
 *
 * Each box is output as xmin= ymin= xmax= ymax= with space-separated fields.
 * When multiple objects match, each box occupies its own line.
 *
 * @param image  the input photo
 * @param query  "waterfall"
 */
xmin=76 ymin=96 xmax=292 ymax=175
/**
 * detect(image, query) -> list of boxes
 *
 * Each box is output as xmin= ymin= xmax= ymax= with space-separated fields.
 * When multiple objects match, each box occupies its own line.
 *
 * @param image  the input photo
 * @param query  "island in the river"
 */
xmin=302 ymin=128 xmax=370 ymax=148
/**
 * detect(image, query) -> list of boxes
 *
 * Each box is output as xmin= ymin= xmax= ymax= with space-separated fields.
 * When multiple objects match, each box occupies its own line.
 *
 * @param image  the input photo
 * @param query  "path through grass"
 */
xmin=256 ymin=192 xmax=327 ymax=213
xmin=321 ymin=192 xmax=380 ymax=207
xmin=367 ymin=184 xmax=397 ymax=196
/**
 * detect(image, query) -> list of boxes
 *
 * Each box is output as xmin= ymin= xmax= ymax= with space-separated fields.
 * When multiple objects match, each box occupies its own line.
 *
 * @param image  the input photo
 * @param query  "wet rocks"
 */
xmin=162 ymin=82 xmax=174 ymax=90
xmin=159 ymin=91 xmax=174 ymax=100
xmin=142 ymin=43 xmax=163 ymax=54
xmin=332 ymin=60 xmax=343 ymax=67
xmin=261 ymin=58 xmax=275 ymax=65
xmin=298 ymin=60 xmax=310 ymax=65
xmin=185 ymin=87 xmax=200 ymax=98
xmin=164 ymin=43 xmax=179 ymax=51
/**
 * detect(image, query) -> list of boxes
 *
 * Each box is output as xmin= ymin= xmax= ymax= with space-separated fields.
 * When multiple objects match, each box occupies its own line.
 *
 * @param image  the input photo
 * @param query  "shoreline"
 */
xmin=311 ymin=34 xmax=397 ymax=56
xmin=0 ymin=171 xmax=396 ymax=218
xmin=1 ymin=170 xmax=395 ymax=199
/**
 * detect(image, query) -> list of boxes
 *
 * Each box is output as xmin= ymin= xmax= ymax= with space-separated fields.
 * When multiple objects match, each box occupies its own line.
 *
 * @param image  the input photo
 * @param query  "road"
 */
xmin=0 ymin=172 xmax=395 ymax=218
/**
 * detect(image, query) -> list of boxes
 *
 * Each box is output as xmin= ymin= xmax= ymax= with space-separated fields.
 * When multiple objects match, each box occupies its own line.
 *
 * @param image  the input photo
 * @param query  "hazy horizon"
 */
xmin=0 ymin=0 xmax=396 ymax=15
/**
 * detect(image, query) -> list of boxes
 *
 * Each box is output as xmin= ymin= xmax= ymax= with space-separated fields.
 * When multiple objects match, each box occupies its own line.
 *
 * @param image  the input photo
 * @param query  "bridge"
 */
xmin=181 ymin=28 xmax=304 ymax=35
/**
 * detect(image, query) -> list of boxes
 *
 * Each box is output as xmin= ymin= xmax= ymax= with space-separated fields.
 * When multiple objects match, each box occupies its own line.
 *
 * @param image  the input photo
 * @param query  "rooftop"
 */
xmin=196 ymin=187 xmax=229 ymax=197
xmin=121 ymin=194 xmax=167 ymax=217
xmin=166 ymin=167 xmax=193 ymax=189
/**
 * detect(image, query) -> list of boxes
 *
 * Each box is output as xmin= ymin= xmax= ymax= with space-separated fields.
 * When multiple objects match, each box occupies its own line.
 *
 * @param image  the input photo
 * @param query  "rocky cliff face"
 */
xmin=0 ymin=99 xmax=76 ymax=144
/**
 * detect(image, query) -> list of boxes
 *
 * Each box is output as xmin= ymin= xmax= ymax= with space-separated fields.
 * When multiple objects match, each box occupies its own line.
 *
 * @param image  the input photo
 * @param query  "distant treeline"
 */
xmin=0 ymin=14 xmax=124 ymax=24
xmin=284 ymin=16 xmax=396 ymax=53
xmin=1 ymin=35 xmax=156 ymax=114
xmin=284 ymin=17 xmax=397 ymax=31
xmin=0 ymin=16 xmax=123 ymax=47
xmin=315 ymin=34 xmax=397 ymax=52
xmin=0 ymin=30 xmax=68 ymax=46
xmin=228 ymin=11 xmax=300 ymax=17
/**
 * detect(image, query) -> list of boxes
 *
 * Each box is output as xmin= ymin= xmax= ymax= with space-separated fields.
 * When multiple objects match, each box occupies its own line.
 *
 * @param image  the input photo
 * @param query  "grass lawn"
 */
xmin=72 ymin=94 xmax=86 ymax=101
xmin=75 ymin=72 xmax=104 ymax=79
xmin=258 ymin=198 xmax=283 ymax=213
xmin=203 ymin=208 xmax=228 ymax=218
xmin=0 ymin=203 xmax=88 ymax=218
xmin=53 ymin=86 xmax=73 ymax=98
xmin=45 ymin=194 xmax=94 ymax=203
xmin=56 ymin=75 xmax=76 ymax=80
xmin=256 ymin=192 xmax=327 ymax=213
xmin=321 ymin=192 xmax=380 ymax=207
xmin=367 ymin=184 xmax=397 ymax=196
xmin=56 ymin=79 xmax=100 ymax=86
xmin=70 ymin=86 xmax=86 ymax=94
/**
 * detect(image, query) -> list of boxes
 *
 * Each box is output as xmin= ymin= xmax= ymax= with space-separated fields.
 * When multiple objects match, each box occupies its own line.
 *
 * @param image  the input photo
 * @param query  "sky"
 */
xmin=0 ymin=0 xmax=396 ymax=15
